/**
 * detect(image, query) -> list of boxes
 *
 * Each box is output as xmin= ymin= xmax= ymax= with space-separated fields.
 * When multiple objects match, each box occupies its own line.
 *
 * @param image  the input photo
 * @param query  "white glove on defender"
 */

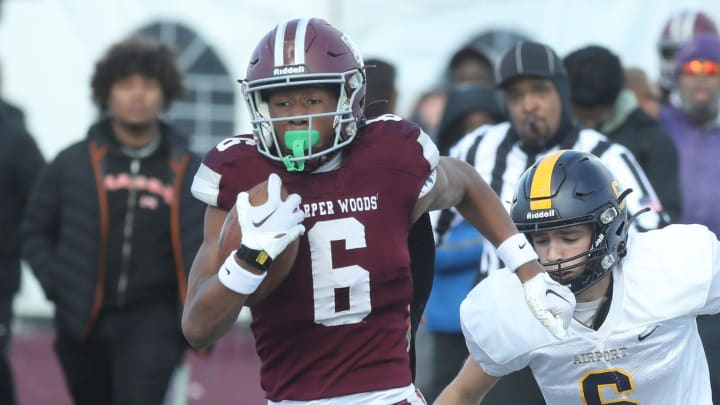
xmin=522 ymin=272 xmax=575 ymax=339
xmin=235 ymin=173 xmax=305 ymax=260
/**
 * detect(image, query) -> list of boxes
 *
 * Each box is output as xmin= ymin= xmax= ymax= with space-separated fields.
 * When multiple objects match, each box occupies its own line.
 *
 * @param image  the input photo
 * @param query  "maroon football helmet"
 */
xmin=658 ymin=10 xmax=718 ymax=90
xmin=240 ymin=18 xmax=366 ymax=168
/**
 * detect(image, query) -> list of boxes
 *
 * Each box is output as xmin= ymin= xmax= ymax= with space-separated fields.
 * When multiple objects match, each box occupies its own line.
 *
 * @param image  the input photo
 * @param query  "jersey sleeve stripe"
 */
xmin=417 ymin=130 xmax=440 ymax=170
xmin=191 ymin=163 xmax=221 ymax=207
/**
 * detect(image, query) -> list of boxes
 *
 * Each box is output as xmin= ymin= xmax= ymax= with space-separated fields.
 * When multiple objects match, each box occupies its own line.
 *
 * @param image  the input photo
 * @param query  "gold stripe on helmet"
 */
xmin=611 ymin=180 xmax=626 ymax=209
xmin=529 ymin=150 xmax=567 ymax=210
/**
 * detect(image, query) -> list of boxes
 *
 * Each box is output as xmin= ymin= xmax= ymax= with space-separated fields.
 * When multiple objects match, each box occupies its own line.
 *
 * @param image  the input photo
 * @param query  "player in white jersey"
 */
xmin=435 ymin=150 xmax=720 ymax=405
xmin=437 ymin=41 xmax=671 ymax=403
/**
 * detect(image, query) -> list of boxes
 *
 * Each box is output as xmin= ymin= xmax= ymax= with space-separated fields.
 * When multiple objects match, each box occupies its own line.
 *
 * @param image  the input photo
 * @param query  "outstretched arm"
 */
xmin=434 ymin=357 xmax=499 ymax=405
xmin=413 ymin=157 xmax=574 ymax=338
xmin=412 ymin=157 xmax=540 ymax=283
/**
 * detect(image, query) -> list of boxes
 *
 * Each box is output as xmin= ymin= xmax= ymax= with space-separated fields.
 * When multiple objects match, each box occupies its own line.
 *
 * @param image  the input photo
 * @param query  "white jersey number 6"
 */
xmin=308 ymin=218 xmax=371 ymax=326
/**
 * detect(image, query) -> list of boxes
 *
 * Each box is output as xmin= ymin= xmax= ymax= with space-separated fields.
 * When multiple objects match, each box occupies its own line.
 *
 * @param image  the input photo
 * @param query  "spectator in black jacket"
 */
xmin=21 ymin=36 xmax=204 ymax=405
xmin=564 ymin=45 xmax=682 ymax=222
xmin=0 ymin=100 xmax=44 ymax=405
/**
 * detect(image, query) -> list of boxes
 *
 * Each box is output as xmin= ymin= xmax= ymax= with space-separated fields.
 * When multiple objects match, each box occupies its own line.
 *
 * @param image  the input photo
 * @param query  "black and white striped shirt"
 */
xmin=445 ymin=122 xmax=669 ymax=274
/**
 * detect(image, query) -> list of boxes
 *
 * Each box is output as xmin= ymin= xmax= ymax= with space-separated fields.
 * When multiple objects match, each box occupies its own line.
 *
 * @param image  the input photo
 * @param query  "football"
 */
xmin=218 ymin=179 xmax=300 ymax=306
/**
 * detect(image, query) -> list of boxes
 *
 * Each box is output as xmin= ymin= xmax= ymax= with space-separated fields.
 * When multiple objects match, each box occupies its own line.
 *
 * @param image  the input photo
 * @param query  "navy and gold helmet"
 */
xmin=510 ymin=150 xmax=629 ymax=294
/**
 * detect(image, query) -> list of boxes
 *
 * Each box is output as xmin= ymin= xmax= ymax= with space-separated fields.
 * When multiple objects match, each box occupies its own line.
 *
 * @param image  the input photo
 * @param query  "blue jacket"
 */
xmin=424 ymin=220 xmax=483 ymax=332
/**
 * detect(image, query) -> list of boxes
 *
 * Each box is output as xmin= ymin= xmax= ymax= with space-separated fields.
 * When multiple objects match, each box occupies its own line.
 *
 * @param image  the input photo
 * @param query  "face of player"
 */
xmin=504 ymin=77 xmax=562 ymax=148
xmin=267 ymin=85 xmax=339 ymax=157
xmin=529 ymin=224 xmax=593 ymax=284
xmin=108 ymin=73 xmax=164 ymax=130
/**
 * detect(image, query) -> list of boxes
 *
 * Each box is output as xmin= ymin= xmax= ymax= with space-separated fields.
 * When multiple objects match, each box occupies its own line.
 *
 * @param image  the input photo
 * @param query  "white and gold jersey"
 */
xmin=460 ymin=224 xmax=720 ymax=404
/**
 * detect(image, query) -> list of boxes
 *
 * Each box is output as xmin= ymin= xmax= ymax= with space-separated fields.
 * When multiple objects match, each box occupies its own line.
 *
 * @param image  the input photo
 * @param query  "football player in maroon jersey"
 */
xmin=181 ymin=17 xmax=574 ymax=404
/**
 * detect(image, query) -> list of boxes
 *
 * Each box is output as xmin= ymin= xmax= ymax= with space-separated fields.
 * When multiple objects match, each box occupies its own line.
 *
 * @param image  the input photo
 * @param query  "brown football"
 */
xmin=218 ymin=180 xmax=300 ymax=306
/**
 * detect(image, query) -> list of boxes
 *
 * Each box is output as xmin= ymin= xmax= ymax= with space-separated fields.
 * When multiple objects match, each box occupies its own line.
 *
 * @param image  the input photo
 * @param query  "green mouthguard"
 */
xmin=282 ymin=130 xmax=320 ymax=172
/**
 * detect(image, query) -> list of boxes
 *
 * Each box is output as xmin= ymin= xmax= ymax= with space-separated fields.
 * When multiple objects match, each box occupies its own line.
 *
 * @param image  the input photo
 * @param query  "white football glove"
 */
xmin=522 ymin=272 xmax=575 ymax=339
xmin=236 ymin=173 xmax=305 ymax=260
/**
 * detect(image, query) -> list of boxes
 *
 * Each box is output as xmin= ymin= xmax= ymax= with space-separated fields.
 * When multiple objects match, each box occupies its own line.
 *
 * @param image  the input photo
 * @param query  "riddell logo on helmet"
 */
xmin=273 ymin=65 xmax=308 ymax=76
xmin=526 ymin=209 xmax=557 ymax=220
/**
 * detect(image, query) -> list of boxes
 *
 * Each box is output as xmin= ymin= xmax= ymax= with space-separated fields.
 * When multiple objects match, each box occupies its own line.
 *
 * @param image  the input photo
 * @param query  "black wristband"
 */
xmin=236 ymin=245 xmax=273 ymax=271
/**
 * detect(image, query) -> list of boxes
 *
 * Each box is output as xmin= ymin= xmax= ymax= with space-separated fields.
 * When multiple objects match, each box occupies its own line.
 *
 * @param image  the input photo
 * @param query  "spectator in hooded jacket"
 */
xmin=422 ymin=84 xmax=505 ymax=403
xmin=661 ymin=34 xmax=720 ymax=236
xmin=409 ymin=42 xmax=498 ymax=139
xmin=446 ymin=43 xmax=498 ymax=87
xmin=419 ymin=44 xmax=504 ymax=401
xmin=21 ymin=36 xmax=204 ymax=405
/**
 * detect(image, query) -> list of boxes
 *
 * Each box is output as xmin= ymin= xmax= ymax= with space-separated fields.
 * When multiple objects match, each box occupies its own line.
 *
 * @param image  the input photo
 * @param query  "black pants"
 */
xmin=0 ymin=296 xmax=16 ymax=405
xmin=424 ymin=331 xmax=468 ymax=403
xmin=54 ymin=303 xmax=185 ymax=405
xmin=698 ymin=314 xmax=720 ymax=404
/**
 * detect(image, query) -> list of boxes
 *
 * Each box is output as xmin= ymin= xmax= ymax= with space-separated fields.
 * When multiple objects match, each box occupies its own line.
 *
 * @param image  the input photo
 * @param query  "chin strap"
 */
xmin=591 ymin=276 xmax=614 ymax=330
xmin=627 ymin=207 xmax=650 ymax=227
xmin=619 ymin=187 xmax=652 ymax=232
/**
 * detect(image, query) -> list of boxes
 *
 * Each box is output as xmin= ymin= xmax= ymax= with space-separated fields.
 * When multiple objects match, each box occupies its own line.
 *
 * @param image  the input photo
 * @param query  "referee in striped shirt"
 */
xmin=441 ymin=41 xmax=671 ymax=404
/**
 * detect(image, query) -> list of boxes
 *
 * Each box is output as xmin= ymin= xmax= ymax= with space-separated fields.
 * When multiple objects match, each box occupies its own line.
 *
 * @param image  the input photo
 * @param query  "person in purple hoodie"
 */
xmin=661 ymin=34 xmax=720 ymax=235
xmin=660 ymin=33 xmax=720 ymax=404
